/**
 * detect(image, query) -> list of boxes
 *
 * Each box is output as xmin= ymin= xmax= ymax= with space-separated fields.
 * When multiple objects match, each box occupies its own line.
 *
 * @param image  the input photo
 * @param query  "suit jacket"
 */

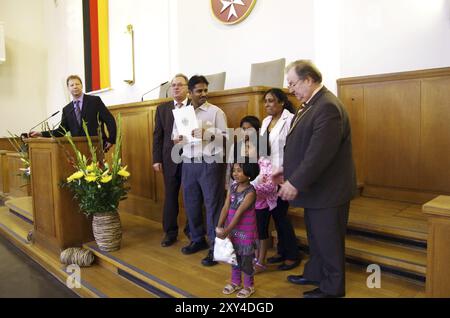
xmin=42 ymin=94 xmax=117 ymax=144
xmin=153 ymin=100 xmax=189 ymax=177
xmin=283 ymin=86 xmax=357 ymax=209
xmin=260 ymin=108 xmax=294 ymax=170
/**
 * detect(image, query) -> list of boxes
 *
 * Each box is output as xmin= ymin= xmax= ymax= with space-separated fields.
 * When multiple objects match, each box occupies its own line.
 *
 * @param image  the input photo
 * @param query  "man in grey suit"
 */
xmin=274 ymin=60 xmax=356 ymax=298
xmin=153 ymin=74 xmax=190 ymax=247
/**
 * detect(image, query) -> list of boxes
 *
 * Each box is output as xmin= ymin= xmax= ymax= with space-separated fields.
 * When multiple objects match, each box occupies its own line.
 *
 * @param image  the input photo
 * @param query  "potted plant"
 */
xmin=62 ymin=114 xmax=130 ymax=252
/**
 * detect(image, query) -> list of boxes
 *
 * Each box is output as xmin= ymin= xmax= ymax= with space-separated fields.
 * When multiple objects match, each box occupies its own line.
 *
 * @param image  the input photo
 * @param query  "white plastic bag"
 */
xmin=214 ymin=237 xmax=237 ymax=265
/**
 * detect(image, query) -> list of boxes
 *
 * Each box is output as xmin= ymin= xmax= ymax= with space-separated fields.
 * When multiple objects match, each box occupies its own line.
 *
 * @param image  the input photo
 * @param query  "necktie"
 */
xmin=74 ymin=101 xmax=81 ymax=125
xmin=290 ymin=103 xmax=307 ymax=129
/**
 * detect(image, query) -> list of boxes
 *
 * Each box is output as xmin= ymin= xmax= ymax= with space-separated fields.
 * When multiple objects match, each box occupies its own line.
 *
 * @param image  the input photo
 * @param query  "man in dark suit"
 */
xmin=152 ymin=74 xmax=190 ymax=247
xmin=274 ymin=60 xmax=357 ymax=298
xmin=30 ymin=75 xmax=116 ymax=151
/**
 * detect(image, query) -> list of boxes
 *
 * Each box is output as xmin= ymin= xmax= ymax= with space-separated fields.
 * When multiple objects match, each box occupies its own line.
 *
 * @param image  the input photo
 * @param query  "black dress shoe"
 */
xmin=267 ymin=255 xmax=285 ymax=264
xmin=278 ymin=259 xmax=301 ymax=271
xmin=161 ymin=236 xmax=177 ymax=247
xmin=287 ymin=275 xmax=320 ymax=286
xmin=181 ymin=240 xmax=209 ymax=255
xmin=303 ymin=288 xmax=344 ymax=298
xmin=201 ymin=250 xmax=218 ymax=267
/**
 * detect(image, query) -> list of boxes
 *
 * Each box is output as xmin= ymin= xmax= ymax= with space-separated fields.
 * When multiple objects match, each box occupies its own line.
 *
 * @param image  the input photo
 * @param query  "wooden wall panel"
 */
xmin=338 ymin=67 xmax=450 ymax=203
xmin=420 ymin=77 xmax=450 ymax=193
xmin=31 ymin=150 xmax=56 ymax=238
xmin=0 ymin=138 xmax=16 ymax=152
xmin=6 ymin=153 xmax=29 ymax=198
xmin=364 ymin=80 xmax=421 ymax=189
xmin=0 ymin=151 xmax=11 ymax=194
xmin=339 ymin=84 xmax=365 ymax=184
xmin=121 ymin=109 xmax=154 ymax=200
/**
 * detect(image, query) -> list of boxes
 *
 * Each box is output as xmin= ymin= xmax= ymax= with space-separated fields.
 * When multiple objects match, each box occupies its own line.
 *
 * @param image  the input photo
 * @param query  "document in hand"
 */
xmin=172 ymin=105 xmax=201 ymax=143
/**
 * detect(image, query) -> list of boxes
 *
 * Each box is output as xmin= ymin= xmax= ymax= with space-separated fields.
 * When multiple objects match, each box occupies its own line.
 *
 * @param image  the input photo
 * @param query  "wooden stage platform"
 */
xmin=0 ymin=197 xmax=426 ymax=298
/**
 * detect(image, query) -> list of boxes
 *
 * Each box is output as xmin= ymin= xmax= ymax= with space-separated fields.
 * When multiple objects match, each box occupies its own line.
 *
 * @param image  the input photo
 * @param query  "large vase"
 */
xmin=92 ymin=212 xmax=122 ymax=252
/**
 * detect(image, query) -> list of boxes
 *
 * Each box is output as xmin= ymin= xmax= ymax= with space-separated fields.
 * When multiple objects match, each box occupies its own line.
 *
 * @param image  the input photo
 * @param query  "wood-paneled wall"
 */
xmin=108 ymin=86 xmax=299 ymax=221
xmin=0 ymin=138 xmax=17 ymax=152
xmin=0 ymin=150 xmax=12 ymax=194
xmin=6 ymin=153 xmax=30 ymax=198
xmin=338 ymin=67 xmax=450 ymax=204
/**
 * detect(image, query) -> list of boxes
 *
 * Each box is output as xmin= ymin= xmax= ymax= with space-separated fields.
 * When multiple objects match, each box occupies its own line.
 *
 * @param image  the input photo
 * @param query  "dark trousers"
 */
xmin=256 ymin=197 xmax=299 ymax=261
xmin=302 ymin=202 xmax=350 ymax=295
xmin=162 ymin=164 xmax=188 ymax=239
xmin=182 ymin=161 xmax=225 ymax=246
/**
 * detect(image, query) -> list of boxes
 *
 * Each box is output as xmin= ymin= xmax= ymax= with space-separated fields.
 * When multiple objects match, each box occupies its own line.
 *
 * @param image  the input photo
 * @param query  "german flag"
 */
xmin=83 ymin=0 xmax=110 ymax=92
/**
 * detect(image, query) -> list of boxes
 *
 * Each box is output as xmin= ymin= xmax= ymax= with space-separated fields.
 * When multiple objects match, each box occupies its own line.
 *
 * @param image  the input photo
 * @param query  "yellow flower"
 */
xmin=85 ymin=173 xmax=97 ymax=183
xmin=118 ymin=166 xmax=130 ymax=178
xmin=101 ymin=175 xmax=112 ymax=183
xmin=67 ymin=171 xmax=84 ymax=182
xmin=86 ymin=162 xmax=96 ymax=172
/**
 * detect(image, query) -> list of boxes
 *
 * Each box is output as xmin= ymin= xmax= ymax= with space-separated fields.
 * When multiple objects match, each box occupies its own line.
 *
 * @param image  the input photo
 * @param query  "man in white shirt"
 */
xmin=173 ymin=75 xmax=228 ymax=266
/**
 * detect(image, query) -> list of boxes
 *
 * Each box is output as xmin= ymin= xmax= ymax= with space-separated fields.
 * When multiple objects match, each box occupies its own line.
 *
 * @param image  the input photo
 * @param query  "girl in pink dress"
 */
xmin=216 ymin=161 xmax=260 ymax=298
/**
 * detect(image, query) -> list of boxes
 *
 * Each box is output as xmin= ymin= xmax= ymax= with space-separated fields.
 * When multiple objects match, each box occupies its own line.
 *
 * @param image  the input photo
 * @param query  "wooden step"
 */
xmin=0 ymin=207 xmax=155 ymax=298
xmin=82 ymin=213 xmax=200 ymax=298
xmin=288 ymin=196 xmax=428 ymax=242
xmin=0 ymin=206 xmax=427 ymax=297
xmin=275 ymin=221 xmax=427 ymax=278
xmin=0 ymin=206 xmax=32 ymax=244
xmin=5 ymin=196 xmax=33 ymax=223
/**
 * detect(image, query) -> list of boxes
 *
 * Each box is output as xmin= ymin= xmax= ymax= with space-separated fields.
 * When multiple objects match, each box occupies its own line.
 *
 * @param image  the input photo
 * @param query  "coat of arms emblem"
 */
xmin=211 ymin=0 xmax=257 ymax=25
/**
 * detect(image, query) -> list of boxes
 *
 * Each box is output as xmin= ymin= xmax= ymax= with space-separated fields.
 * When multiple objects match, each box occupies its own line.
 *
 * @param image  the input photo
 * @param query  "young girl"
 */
xmin=216 ymin=161 xmax=260 ymax=298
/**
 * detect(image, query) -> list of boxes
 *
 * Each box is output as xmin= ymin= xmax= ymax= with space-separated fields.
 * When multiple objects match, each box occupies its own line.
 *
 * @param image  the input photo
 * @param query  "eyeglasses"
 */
xmin=171 ymin=83 xmax=187 ymax=88
xmin=287 ymin=79 xmax=302 ymax=89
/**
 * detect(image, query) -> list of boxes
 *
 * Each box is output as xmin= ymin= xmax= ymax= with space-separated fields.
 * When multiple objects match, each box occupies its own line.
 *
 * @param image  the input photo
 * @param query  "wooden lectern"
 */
xmin=26 ymin=137 xmax=97 ymax=254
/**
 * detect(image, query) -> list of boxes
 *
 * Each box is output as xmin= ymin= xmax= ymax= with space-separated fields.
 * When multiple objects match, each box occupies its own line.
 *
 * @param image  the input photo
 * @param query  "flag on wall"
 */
xmin=82 ymin=0 xmax=110 ymax=92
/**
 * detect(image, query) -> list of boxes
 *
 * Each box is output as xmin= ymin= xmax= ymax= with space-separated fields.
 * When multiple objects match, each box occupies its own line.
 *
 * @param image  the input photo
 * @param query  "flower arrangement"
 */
xmin=7 ymin=132 xmax=31 ymax=180
xmin=62 ymin=114 xmax=130 ymax=216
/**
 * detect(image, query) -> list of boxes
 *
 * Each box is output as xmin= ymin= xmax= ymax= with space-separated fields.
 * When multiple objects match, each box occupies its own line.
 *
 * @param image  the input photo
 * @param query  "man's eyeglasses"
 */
xmin=287 ymin=79 xmax=302 ymax=89
xmin=171 ymin=83 xmax=187 ymax=88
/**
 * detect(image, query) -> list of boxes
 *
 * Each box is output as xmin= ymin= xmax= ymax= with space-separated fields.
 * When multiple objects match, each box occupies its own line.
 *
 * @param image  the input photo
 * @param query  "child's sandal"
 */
xmin=236 ymin=286 xmax=255 ymax=298
xmin=222 ymin=283 xmax=242 ymax=295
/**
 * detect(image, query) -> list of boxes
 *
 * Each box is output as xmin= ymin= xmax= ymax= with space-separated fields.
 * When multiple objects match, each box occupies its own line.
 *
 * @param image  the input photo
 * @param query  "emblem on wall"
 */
xmin=211 ymin=0 xmax=257 ymax=25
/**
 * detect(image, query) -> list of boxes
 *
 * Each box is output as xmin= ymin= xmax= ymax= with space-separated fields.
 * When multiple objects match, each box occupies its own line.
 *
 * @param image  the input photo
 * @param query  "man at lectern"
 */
xmin=29 ymin=75 xmax=116 ymax=152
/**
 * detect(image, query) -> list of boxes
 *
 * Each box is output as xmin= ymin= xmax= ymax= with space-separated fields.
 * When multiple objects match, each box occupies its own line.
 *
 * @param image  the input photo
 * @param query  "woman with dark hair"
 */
xmin=253 ymin=88 xmax=300 ymax=273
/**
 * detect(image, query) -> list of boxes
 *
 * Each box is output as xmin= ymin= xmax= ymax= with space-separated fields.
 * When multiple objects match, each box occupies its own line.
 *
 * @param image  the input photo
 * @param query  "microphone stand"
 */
xmin=141 ymin=81 xmax=169 ymax=102
xmin=26 ymin=111 xmax=60 ymax=137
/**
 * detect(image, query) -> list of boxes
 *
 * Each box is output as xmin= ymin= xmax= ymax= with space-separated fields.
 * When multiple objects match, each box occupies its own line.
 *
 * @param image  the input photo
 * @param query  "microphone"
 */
xmin=141 ymin=81 xmax=169 ymax=102
xmin=27 ymin=111 xmax=60 ymax=136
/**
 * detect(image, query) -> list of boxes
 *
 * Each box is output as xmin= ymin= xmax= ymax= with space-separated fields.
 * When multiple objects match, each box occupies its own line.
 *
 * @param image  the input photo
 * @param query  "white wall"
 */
xmin=43 ymin=0 xmax=172 ymax=128
xmin=0 ymin=0 xmax=47 ymax=136
xmin=175 ymin=0 xmax=315 ymax=89
xmin=339 ymin=0 xmax=450 ymax=77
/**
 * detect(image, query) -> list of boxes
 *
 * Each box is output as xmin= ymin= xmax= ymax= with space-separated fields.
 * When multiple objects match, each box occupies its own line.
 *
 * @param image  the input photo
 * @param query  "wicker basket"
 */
xmin=92 ymin=212 xmax=122 ymax=252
